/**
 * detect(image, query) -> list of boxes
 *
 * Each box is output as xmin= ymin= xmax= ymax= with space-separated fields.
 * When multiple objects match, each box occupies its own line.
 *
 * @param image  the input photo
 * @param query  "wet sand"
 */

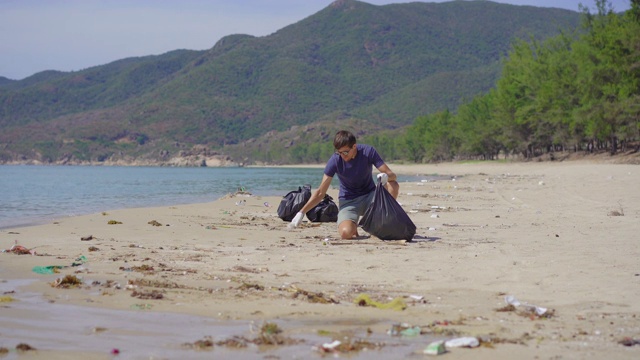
xmin=1 ymin=161 xmax=639 ymax=359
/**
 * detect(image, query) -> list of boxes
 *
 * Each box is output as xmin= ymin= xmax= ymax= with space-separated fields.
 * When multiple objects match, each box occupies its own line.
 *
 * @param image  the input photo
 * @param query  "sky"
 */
xmin=0 ymin=0 xmax=632 ymax=80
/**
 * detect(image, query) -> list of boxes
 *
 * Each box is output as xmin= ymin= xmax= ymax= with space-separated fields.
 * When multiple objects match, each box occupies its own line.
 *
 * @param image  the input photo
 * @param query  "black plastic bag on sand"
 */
xmin=359 ymin=181 xmax=416 ymax=241
xmin=306 ymin=194 xmax=338 ymax=222
xmin=277 ymin=185 xmax=312 ymax=221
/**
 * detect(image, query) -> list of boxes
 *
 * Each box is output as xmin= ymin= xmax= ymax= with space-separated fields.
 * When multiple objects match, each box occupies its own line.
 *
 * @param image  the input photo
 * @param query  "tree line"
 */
xmin=364 ymin=0 xmax=639 ymax=162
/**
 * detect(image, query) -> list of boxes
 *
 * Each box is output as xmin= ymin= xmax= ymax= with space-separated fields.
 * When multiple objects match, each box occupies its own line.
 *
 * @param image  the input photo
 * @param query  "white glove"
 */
xmin=377 ymin=173 xmax=388 ymax=185
xmin=288 ymin=212 xmax=304 ymax=228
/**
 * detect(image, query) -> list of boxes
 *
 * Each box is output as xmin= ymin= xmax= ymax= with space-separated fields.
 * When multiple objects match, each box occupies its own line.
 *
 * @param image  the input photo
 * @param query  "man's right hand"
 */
xmin=288 ymin=212 xmax=304 ymax=228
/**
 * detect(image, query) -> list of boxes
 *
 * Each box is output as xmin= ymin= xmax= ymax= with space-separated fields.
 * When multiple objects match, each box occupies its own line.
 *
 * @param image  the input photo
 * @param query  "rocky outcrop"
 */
xmin=0 ymin=145 xmax=241 ymax=167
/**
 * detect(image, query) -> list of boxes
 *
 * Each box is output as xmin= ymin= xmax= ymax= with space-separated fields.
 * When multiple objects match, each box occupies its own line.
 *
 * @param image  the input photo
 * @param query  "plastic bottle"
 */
xmin=445 ymin=337 xmax=479 ymax=348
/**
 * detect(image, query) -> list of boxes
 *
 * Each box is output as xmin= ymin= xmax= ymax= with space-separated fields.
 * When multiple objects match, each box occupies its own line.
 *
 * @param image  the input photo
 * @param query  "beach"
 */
xmin=1 ymin=160 xmax=639 ymax=359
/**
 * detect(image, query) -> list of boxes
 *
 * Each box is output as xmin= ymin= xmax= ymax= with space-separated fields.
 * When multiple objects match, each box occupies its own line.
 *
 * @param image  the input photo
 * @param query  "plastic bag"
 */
xmin=359 ymin=181 xmax=416 ymax=241
xmin=306 ymin=194 xmax=338 ymax=222
xmin=277 ymin=184 xmax=312 ymax=221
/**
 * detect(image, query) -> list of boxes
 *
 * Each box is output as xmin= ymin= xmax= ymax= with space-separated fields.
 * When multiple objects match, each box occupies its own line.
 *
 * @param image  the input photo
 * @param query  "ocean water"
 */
xmin=0 ymin=165 xmax=420 ymax=229
xmin=0 ymin=165 xmax=332 ymax=229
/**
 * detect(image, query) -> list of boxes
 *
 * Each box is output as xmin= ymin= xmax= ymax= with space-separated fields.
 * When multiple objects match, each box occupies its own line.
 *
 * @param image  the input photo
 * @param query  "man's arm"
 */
xmin=299 ymin=174 xmax=333 ymax=214
xmin=376 ymin=163 xmax=397 ymax=182
xmin=289 ymin=174 xmax=334 ymax=228
xmin=376 ymin=163 xmax=399 ymax=199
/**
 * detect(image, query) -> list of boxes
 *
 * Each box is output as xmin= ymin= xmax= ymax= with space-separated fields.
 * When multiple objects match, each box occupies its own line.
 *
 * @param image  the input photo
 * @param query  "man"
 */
xmin=289 ymin=130 xmax=399 ymax=239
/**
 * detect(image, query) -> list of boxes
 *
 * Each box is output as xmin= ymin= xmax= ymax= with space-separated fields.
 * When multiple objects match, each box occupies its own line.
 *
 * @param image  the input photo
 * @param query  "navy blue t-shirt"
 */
xmin=324 ymin=144 xmax=385 ymax=200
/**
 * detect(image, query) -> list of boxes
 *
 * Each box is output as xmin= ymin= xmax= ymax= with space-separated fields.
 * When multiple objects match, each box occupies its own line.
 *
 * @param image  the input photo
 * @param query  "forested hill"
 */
xmin=0 ymin=0 xmax=581 ymax=165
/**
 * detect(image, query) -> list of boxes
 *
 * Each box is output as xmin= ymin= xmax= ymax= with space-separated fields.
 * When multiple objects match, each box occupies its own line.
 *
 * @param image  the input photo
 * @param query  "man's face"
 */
xmin=335 ymin=144 xmax=355 ymax=161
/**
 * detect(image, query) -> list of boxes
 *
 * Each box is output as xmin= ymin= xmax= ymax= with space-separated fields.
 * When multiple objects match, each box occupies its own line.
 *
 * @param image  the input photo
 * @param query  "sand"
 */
xmin=1 ymin=161 xmax=639 ymax=359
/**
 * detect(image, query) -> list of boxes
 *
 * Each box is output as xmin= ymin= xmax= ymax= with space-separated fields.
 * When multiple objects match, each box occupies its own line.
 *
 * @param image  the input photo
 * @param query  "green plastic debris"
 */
xmin=400 ymin=326 xmax=421 ymax=336
xmin=130 ymin=303 xmax=153 ymax=310
xmin=388 ymin=323 xmax=421 ymax=336
xmin=32 ymin=265 xmax=66 ymax=274
xmin=354 ymin=294 xmax=407 ymax=311
xmin=423 ymin=340 xmax=446 ymax=355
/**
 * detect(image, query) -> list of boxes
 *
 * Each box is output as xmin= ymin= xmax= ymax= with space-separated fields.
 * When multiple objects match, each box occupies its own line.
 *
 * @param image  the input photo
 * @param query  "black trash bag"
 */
xmin=277 ymin=184 xmax=312 ymax=221
xmin=358 ymin=181 xmax=416 ymax=241
xmin=306 ymin=194 xmax=338 ymax=222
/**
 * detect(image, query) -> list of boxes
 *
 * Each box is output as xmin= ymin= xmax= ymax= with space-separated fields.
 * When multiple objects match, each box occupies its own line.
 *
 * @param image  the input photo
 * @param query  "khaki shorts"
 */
xmin=337 ymin=191 xmax=375 ymax=224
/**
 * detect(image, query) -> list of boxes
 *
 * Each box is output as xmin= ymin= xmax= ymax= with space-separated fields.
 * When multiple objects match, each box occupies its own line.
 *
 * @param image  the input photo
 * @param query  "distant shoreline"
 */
xmin=1 ymin=149 xmax=638 ymax=168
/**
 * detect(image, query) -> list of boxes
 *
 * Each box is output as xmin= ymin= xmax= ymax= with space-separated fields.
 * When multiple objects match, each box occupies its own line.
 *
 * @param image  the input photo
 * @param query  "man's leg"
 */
xmin=385 ymin=180 xmax=399 ymax=199
xmin=335 ymin=192 xmax=374 ymax=239
xmin=338 ymin=220 xmax=358 ymax=239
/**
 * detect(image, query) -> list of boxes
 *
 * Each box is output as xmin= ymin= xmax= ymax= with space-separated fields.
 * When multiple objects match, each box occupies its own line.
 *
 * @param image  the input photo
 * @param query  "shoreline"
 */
xmin=1 ymin=161 xmax=639 ymax=358
xmin=2 ymin=148 xmax=639 ymax=168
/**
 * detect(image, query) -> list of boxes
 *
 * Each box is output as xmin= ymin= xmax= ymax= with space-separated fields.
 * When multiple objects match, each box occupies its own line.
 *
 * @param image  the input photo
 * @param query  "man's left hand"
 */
xmin=377 ymin=173 xmax=388 ymax=185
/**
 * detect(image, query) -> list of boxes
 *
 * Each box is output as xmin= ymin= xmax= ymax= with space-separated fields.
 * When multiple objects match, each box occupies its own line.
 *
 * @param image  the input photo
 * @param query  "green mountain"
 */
xmin=0 ymin=0 xmax=581 ymax=165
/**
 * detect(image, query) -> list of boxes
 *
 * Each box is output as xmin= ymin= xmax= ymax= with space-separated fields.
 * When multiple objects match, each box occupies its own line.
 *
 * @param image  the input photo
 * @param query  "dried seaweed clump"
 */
xmin=214 ymin=322 xmax=302 ymax=348
xmin=215 ymin=336 xmax=249 ymax=348
xmin=131 ymin=289 xmax=164 ymax=300
xmin=238 ymin=282 xmax=265 ymax=291
xmin=52 ymin=275 xmax=83 ymax=288
xmin=120 ymin=264 xmax=155 ymax=273
xmin=129 ymin=278 xmax=182 ymax=289
xmin=496 ymin=304 xmax=517 ymax=312
xmin=182 ymin=336 xmax=214 ymax=350
xmin=16 ymin=343 xmax=36 ymax=351
xmin=608 ymin=203 xmax=625 ymax=216
xmin=479 ymin=334 xmax=531 ymax=347
xmin=132 ymin=264 xmax=155 ymax=272
xmin=257 ymin=322 xmax=284 ymax=345
xmin=495 ymin=304 xmax=555 ymax=319
xmin=289 ymin=286 xmax=339 ymax=304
